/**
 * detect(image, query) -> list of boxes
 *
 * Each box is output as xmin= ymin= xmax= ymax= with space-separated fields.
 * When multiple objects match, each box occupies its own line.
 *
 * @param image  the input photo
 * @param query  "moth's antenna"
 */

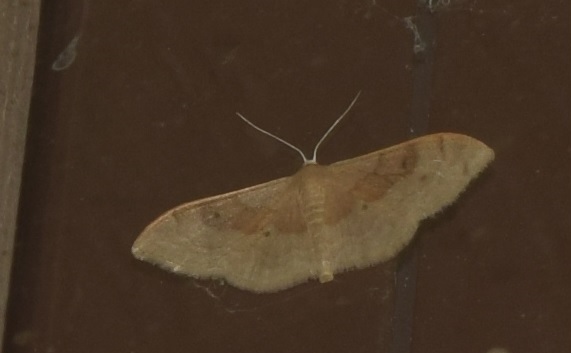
xmin=311 ymin=91 xmax=361 ymax=163
xmin=235 ymin=112 xmax=310 ymax=163
xmin=236 ymin=90 xmax=361 ymax=165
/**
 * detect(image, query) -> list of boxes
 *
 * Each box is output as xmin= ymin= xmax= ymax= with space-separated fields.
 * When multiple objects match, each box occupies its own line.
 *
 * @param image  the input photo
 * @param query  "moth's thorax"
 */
xmin=294 ymin=164 xmax=330 ymax=193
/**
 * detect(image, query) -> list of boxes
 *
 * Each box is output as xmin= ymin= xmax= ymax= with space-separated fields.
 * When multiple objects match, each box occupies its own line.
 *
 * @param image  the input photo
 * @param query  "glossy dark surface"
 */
xmin=4 ymin=0 xmax=570 ymax=352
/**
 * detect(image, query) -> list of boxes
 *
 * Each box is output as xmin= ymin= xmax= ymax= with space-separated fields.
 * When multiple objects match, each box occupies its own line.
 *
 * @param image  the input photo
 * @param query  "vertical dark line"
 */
xmin=408 ymin=10 xmax=436 ymax=138
xmin=389 ymin=4 xmax=436 ymax=353
xmin=389 ymin=248 xmax=418 ymax=353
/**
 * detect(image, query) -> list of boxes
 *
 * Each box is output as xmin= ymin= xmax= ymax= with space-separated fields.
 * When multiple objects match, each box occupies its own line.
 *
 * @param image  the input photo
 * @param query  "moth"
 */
xmin=132 ymin=93 xmax=494 ymax=293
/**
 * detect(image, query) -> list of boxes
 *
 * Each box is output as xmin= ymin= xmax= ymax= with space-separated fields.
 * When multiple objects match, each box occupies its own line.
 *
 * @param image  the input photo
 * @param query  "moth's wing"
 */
xmin=132 ymin=175 xmax=320 ymax=293
xmin=320 ymin=133 xmax=494 ymax=273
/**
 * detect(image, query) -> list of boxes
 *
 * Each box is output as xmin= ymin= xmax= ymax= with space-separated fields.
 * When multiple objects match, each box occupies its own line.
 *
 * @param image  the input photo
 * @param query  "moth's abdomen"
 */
xmin=301 ymin=185 xmax=326 ymax=233
xmin=297 ymin=166 xmax=337 ymax=282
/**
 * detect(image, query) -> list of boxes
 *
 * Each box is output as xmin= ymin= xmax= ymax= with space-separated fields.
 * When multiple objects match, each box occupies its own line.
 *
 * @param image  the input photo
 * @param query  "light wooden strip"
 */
xmin=0 ymin=0 xmax=41 ymax=347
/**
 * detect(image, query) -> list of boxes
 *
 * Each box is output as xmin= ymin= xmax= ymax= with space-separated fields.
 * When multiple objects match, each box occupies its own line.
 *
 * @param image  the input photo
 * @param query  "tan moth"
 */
xmin=132 ymin=93 xmax=494 ymax=293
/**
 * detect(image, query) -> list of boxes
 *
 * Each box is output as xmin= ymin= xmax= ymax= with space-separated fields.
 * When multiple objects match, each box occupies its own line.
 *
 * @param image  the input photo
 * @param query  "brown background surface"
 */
xmin=3 ymin=0 xmax=570 ymax=352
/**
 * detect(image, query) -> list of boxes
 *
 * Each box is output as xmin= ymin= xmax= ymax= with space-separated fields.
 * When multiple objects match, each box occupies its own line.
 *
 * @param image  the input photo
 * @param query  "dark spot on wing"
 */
xmin=201 ymin=208 xmax=226 ymax=227
xmin=438 ymin=135 xmax=446 ymax=155
xmin=399 ymin=147 xmax=417 ymax=172
xmin=400 ymin=158 xmax=409 ymax=169
xmin=463 ymin=161 xmax=470 ymax=176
